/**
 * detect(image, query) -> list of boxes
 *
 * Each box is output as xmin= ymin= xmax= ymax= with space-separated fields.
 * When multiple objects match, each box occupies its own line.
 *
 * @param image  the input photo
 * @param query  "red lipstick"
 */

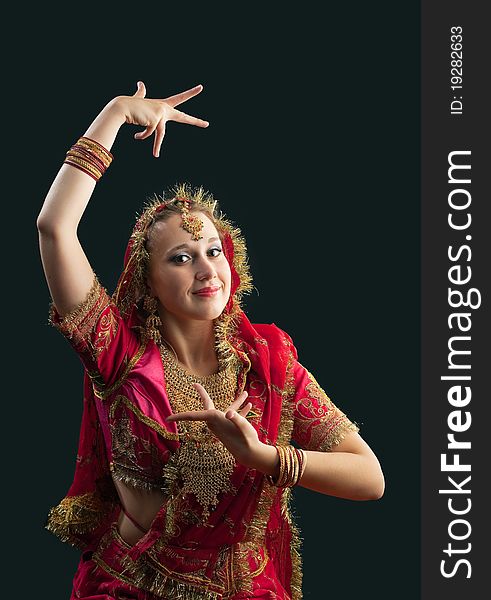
xmin=193 ymin=286 xmax=221 ymax=297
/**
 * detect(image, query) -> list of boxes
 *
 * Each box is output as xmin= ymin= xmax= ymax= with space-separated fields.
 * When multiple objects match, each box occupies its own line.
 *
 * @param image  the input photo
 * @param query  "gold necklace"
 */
xmin=160 ymin=342 xmax=242 ymax=519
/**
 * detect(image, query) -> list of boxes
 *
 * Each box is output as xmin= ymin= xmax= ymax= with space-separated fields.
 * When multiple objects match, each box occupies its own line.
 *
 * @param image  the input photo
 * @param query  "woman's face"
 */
xmin=146 ymin=212 xmax=232 ymax=324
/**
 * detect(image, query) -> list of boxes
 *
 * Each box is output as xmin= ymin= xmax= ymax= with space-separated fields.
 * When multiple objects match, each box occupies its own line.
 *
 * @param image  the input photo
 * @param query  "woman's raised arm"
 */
xmin=37 ymin=82 xmax=209 ymax=317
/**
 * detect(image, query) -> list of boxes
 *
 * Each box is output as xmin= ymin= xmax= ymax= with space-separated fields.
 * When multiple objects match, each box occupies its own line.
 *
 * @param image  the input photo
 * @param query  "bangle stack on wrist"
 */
xmin=64 ymin=136 xmax=113 ymax=181
xmin=266 ymin=445 xmax=307 ymax=488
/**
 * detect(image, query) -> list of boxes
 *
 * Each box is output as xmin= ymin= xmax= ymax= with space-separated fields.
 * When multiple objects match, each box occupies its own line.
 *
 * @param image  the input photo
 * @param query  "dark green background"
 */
xmin=9 ymin=4 xmax=419 ymax=598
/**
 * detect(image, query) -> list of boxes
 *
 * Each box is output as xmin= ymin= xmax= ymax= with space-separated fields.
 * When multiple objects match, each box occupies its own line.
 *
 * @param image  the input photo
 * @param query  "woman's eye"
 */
xmin=172 ymin=253 xmax=191 ymax=264
xmin=171 ymin=247 xmax=221 ymax=264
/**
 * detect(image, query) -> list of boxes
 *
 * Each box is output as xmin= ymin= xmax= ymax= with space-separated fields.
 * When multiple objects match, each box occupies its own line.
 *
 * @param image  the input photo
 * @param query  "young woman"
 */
xmin=37 ymin=81 xmax=384 ymax=600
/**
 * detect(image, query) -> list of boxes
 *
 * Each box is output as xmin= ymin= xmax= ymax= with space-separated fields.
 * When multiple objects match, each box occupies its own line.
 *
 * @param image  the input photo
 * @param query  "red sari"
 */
xmin=46 ymin=195 xmax=358 ymax=600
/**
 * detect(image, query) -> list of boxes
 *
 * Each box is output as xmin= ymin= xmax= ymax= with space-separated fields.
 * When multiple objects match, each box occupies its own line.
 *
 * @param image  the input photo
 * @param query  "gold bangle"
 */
xmin=64 ymin=156 xmax=103 ymax=181
xmin=266 ymin=445 xmax=283 ymax=487
xmin=289 ymin=446 xmax=299 ymax=487
xmin=65 ymin=154 xmax=103 ymax=176
xmin=76 ymin=136 xmax=113 ymax=166
xmin=298 ymin=448 xmax=307 ymax=483
xmin=266 ymin=444 xmax=303 ymax=488
xmin=283 ymin=445 xmax=294 ymax=487
xmin=276 ymin=445 xmax=287 ymax=487
xmin=63 ymin=136 xmax=113 ymax=182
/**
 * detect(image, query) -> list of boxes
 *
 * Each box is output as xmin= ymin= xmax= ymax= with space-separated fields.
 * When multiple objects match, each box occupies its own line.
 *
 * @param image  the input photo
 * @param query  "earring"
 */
xmin=143 ymin=295 xmax=162 ymax=345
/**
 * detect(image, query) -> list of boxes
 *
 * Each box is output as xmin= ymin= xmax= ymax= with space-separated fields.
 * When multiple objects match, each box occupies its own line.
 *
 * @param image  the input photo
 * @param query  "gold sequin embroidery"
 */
xmin=293 ymin=370 xmax=359 ymax=452
xmin=49 ymin=274 xmax=118 ymax=360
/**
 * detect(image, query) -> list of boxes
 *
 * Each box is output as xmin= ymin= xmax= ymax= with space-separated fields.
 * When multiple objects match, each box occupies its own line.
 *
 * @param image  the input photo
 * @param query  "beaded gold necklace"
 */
xmin=160 ymin=342 xmax=243 ymax=519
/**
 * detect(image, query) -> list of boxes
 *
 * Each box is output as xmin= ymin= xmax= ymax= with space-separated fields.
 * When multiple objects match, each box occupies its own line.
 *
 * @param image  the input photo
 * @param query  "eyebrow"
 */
xmin=166 ymin=237 xmax=221 ymax=256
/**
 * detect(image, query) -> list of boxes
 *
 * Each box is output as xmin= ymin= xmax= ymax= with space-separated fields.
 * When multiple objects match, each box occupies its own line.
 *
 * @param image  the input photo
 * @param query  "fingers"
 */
xmin=153 ymin=121 xmax=166 ymax=157
xmin=166 ymin=410 xmax=211 ymax=422
xmin=131 ymin=82 xmax=208 ymax=156
xmin=162 ymin=84 xmax=204 ymax=108
xmin=228 ymin=390 xmax=249 ymax=413
xmin=164 ymin=383 xmax=213 ymax=422
xmin=166 ymin=387 xmax=252 ymax=422
xmin=194 ymin=383 xmax=214 ymax=410
xmin=167 ymin=404 xmax=253 ymax=427
xmin=135 ymin=111 xmax=207 ymax=156
xmin=226 ymin=394 xmax=252 ymax=420
xmin=238 ymin=401 xmax=253 ymax=417
xmin=134 ymin=118 xmax=158 ymax=140
xmin=225 ymin=403 xmax=252 ymax=422
xmin=165 ymin=384 xmax=218 ymax=421
xmin=133 ymin=81 xmax=146 ymax=98
xmin=170 ymin=107 xmax=209 ymax=128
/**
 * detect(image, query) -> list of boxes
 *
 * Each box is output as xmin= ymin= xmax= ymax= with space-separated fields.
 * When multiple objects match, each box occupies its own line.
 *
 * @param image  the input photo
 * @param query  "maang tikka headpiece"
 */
xmin=174 ymin=195 xmax=204 ymax=240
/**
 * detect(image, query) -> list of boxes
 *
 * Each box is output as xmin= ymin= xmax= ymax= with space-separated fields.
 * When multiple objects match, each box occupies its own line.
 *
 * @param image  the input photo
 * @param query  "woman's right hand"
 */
xmin=112 ymin=81 xmax=209 ymax=157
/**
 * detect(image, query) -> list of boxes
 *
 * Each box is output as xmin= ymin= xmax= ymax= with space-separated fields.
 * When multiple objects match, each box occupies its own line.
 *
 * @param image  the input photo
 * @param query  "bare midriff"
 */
xmin=113 ymin=477 xmax=165 ymax=546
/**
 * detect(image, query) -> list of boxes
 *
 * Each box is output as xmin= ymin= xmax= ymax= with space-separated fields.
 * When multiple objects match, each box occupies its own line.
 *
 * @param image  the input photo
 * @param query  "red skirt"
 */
xmin=70 ymin=523 xmax=291 ymax=600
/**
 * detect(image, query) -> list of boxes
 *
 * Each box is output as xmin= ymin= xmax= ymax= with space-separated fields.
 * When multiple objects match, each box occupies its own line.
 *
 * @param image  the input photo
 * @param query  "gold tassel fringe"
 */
xmin=45 ymin=492 xmax=114 ymax=548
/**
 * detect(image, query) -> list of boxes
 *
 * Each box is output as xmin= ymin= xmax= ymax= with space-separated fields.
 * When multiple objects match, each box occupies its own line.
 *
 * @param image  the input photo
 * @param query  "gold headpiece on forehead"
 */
xmin=174 ymin=195 xmax=204 ymax=240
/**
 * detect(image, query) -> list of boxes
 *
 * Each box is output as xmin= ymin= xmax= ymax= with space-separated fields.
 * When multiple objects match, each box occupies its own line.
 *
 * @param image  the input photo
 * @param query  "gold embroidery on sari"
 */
xmin=112 ymin=412 xmax=138 ymax=465
xmin=94 ymin=307 xmax=118 ymax=357
xmin=231 ymin=542 xmax=269 ymax=594
xmin=109 ymin=395 xmax=180 ymax=441
xmin=294 ymin=370 xmax=359 ymax=452
xmin=247 ymin=377 xmax=268 ymax=422
xmin=93 ymin=341 xmax=147 ymax=400
xmin=115 ymin=538 xmax=269 ymax=599
xmin=110 ymin=410 xmax=153 ymax=490
xmin=49 ymin=275 xmax=113 ymax=350
xmin=94 ymin=526 xmax=227 ymax=599
xmin=117 ymin=546 xmax=228 ymax=599
xmin=110 ymin=403 xmax=170 ymax=491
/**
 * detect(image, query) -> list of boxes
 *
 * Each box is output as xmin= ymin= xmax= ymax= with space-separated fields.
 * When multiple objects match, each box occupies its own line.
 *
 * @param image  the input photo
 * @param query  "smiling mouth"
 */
xmin=193 ymin=286 xmax=221 ymax=296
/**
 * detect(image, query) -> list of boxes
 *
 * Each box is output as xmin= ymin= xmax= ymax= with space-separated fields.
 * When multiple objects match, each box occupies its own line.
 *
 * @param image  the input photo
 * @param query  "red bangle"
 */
xmin=64 ymin=158 xmax=100 ymax=181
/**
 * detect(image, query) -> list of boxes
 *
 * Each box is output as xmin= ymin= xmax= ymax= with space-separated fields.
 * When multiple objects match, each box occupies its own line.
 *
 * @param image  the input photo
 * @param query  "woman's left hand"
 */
xmin=166 ymin=384 xmax=271 ymax=471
